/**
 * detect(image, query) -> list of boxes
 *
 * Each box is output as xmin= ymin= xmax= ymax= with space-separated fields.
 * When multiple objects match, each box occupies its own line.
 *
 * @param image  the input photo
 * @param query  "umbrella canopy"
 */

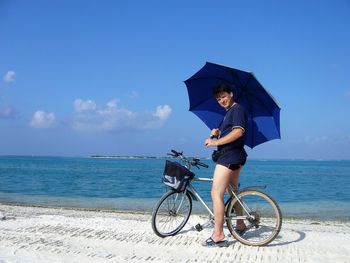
xmin=184 ymin=62 xmax=281 ymax=148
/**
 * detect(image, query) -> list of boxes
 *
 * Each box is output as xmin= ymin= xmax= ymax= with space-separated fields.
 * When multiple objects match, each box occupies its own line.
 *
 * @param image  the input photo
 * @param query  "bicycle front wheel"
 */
xmin=151 ymin=190 xmax=192 ymax=238
xmin=226 ymin=190 xmax=282 ymax=246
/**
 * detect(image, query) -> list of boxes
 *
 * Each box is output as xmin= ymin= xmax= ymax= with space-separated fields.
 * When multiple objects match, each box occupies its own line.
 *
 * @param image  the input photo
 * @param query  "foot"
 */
xmin=202 ymin=237 xmax=229 ymax=247
xmin=211 ymin=232 xmax=225 ymax=243
xmin=234 ymin=226 xmax=247 ymax=236
xmin=235 ymin=223 xmax=246 ymax=231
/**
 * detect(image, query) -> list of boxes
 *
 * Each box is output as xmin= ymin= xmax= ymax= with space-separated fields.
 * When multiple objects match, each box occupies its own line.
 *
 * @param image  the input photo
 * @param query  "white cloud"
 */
xmin=72 ymin=99 xmax=172 ymax=132
xmin=74 ymin=99 xmax=97 ymax=112
xmin=30 ymin=111 xmax=56 ymax=128
xmin=3 ymin=70 xmax=15 ymax=83
xmin=153 ymin=105 xmax=172 ymax=120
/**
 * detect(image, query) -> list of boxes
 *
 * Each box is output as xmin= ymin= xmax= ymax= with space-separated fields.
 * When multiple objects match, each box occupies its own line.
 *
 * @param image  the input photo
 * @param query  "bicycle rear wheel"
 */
xmin=226 ymin=190 xmax=282 ymax=246
xmin=151 ymin=190 xmax=192 ymax=238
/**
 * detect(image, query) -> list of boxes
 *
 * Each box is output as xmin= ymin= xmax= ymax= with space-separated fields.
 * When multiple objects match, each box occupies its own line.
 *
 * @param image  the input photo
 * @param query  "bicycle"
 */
xmin=151 ymin=150 xmax=282 ymax=246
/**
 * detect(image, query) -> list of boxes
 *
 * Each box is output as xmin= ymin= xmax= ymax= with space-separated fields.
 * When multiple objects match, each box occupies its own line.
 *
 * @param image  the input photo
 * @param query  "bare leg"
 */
xmin=210 ymin=164 xmax=233 ymax=242
xmin=229 ymin=167 xmax=246 ymax=230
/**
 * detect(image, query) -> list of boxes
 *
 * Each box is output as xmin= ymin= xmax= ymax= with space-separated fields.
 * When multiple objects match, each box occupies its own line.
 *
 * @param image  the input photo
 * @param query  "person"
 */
xmin=203 ymin=83 xmax=248 ymax=247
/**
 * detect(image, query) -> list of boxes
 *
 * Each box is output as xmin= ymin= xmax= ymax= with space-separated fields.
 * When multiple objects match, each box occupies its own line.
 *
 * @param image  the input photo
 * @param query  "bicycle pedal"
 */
xmin=195 ymin=223 xmax=203 ymax=232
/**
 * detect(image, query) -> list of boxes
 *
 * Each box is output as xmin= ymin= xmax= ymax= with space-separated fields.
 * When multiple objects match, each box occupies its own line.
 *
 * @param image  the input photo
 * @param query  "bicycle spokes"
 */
xmin=152 ymin=191 xmax=192 ymax=237
xmin=226 ymin=190 xmax=282 ymax=246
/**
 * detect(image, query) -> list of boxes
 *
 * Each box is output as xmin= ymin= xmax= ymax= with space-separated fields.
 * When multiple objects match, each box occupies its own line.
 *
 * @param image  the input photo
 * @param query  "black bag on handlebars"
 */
xmin=162 ymin=160 xmax=195 ymax=192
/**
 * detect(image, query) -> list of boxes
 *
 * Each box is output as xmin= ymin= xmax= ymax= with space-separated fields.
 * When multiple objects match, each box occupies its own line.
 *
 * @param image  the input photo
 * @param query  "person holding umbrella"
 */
xmin=203 ymin=83 xmax=248 ymax=247
xmin=184 ymin=62 xmax=280 ymax=246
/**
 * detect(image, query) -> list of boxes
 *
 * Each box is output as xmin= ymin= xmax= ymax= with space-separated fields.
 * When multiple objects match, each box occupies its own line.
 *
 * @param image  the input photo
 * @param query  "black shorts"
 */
xmin=225 ymin=158 xmax=246 ymax=171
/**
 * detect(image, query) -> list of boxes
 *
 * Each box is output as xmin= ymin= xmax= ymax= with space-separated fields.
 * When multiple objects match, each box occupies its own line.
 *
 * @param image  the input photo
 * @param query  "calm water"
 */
xmin=0 ymin=156 xmax=349 ymax=220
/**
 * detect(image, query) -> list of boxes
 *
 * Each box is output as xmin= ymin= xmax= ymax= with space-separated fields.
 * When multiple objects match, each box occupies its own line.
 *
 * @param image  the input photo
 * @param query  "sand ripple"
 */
xmin=0 ymin=204 xmax=350 ymax=262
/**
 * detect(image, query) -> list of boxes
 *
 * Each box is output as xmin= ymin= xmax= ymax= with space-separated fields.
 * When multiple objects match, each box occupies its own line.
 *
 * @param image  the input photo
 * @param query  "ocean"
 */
xmin=0 ymin=156 xmax=349 ymax=220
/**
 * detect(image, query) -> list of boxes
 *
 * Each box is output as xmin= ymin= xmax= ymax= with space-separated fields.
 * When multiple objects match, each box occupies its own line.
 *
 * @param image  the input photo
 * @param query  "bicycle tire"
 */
xmin=226 ymin=189 xmax=282 ymax=246
xmin=151 ymin=190 xmax=192 ymax=238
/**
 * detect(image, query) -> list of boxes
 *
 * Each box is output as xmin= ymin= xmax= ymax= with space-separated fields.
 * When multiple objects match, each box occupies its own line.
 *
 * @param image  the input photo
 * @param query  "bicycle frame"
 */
xmin=169 ymin=151 xmax=268 ymax=222
xmin=185 ymin=177 xmax=256 ymax=220
xmin=186 ymin=177 xmax=214 ymax=217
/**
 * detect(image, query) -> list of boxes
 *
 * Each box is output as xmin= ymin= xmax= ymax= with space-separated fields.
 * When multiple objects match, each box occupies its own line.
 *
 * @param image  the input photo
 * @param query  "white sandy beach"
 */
xmin=0 ymin=204 xmax=349 ymax=263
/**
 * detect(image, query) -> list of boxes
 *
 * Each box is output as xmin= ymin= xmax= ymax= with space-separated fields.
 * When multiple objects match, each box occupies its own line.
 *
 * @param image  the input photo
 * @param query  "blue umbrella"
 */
xmin=184 ymin=62 xmax=281 ymax=148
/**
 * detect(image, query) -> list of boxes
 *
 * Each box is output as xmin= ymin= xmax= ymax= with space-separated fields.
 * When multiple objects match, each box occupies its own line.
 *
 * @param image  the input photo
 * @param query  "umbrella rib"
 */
xmin=226 ymin=70 xmax=255 ymax=147
xmin=232 ymin=72 xmax=279 ymax=116
xmin=185 ymin=76 xmax=236 ymax=85
xmin=229 ymin=71 xmax=280 ymax=147
xmin=247 ymin=73 xmax=281 ymax=112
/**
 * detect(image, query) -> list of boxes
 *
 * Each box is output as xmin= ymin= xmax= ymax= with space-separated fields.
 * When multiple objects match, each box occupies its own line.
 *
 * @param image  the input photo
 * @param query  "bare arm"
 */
xmin=205 ymin=128 xmax=244 ymax=147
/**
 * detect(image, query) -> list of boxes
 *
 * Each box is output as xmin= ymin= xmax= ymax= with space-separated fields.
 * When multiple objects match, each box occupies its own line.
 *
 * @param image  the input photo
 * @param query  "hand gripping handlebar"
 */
xmin=167 ymin=149 xmax=209 ymax=169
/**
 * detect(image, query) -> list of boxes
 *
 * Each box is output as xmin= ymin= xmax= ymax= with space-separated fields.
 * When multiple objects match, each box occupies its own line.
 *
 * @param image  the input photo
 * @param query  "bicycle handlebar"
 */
xmin=191 ymin=157 xmax=209 ymax=168
xmin=167 ymin=149 xmax=209 ymax=169
xmin=167 ymin=149 xmax=182 ymax=157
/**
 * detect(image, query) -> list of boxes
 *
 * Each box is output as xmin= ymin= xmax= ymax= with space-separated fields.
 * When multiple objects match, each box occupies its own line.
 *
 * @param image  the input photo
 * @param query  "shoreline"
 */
xmin=0 ymin=198 xmax=350 ymax=223
xmin=1 ymin=204 xmax=350 ymax=262
xmin=0 ymin=202 xmax=152 ymax=216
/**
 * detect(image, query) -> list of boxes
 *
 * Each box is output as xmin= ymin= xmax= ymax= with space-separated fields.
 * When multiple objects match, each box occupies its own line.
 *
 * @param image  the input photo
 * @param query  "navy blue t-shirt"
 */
xmin=217 ymin=103 xmax=248 ymax=165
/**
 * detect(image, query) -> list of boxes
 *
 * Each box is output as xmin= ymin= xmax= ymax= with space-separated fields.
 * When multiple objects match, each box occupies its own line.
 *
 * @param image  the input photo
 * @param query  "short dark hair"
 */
xmin=212 ymin=83 xmax=232 ymax=97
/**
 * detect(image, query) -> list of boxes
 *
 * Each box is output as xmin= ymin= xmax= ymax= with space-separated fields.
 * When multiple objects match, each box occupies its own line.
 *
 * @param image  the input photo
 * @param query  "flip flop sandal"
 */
xmin=234 ymin=227 xmax=247 ymax=236
xmin=202 ymin=237 xmax=229 ymax=247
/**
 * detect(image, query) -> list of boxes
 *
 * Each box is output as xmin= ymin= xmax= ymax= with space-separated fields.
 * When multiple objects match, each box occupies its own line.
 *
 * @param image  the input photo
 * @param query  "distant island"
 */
xmin=89 ymin=155 xmax=165 ymax=159
xmin=89 ymin=155 xmax=209 ymax=160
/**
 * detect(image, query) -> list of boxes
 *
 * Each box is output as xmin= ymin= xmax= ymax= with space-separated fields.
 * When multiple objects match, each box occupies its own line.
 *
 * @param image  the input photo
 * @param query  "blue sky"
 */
xmin=1 ymin=0 xmax=349 ymax=159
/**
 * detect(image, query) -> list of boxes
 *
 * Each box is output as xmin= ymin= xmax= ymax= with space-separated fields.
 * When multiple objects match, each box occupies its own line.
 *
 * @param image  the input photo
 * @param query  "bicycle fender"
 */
xmin=240 ymin=185 xmax=267 ymax=192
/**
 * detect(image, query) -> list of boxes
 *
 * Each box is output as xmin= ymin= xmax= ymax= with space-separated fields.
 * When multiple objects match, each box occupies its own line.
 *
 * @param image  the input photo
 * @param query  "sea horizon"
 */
xmin=1 ymin=154 xmax=350 ymax=162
